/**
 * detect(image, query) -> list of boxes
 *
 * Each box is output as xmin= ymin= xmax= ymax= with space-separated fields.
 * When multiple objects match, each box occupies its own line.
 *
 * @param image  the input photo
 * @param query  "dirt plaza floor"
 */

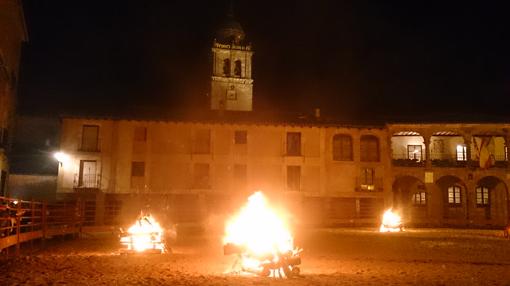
xmin=2 ymin=228 xmax=510 ymax=285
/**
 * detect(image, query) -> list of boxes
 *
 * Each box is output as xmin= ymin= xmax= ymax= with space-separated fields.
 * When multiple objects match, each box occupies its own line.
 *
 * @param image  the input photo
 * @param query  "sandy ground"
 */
xmin=2 ymin=228 xmax=510 ymax=285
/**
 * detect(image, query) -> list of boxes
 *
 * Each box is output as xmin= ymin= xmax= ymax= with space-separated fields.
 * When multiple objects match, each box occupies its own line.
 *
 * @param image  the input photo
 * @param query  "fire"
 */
xmin=223 ymin=191 xmax=301 ymax=278
xmin=379 ymin=208 xmax=403 ymax=233
xmin=120 ymin=213 xmax=165 ymax=253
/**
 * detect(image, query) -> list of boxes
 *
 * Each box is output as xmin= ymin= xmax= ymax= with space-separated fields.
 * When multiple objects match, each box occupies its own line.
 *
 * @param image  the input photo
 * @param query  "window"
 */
xmin=360 ymin=168 xmax=375 ymax=191
xmin=193 ymin=163 xmax=210 ymax=189
xmin=476 ymin=186 xmax=490 ymax=206
xmin=333 ymin=134 xmax=353 ymax=161
xmin=407 ymin=145 xmax=422 ymax=161
xmin=234 ymin=164 xmax=247 ymax=185
xmin=0 ymin=170 xmax=6 ymax=196
xmin=412 ymin=191 xmax=427 ymax=205
xmin=456 ymin=145 xmax=467 ymax=161
xmin=286 ymin=132 xmax=301 ymax=156
xmin=234 ymin=60 xmax=242 ymax=77
xmin=134 ymin=126 xmax=147 ymax=142
xmin=131 ymin=162 xmax=145 ymax=177
xmin=287 ymin=166 xmax=301 ymax=191
xmin=0 ymin=127 xmax=8 ymax=147
xmin=193 ymin=129 xmax=211 ymax=154
xmin=360 ymin=135 xmax=380 ymax=162
xmin=227 ymin=85 xmax=237 ymax=100
xmin=505 ymin=146 xmax=508 ymax=161
xmin=447 ymin=186 xmax=462 ymax=205
xmin=223 ymin=59 xmax=231 ymax=76
xmin=234 ymin=130 xmax=247 ymax=144
xmin=81 ymin=125 xmax=99 ymax=151
xmin=78 ymin=160 xmax=98 ymax=188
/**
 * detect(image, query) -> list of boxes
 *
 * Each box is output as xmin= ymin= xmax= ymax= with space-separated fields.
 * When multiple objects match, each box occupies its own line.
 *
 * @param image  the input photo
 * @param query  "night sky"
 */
xmin=18 ymin=0 xmax=510 ymax=122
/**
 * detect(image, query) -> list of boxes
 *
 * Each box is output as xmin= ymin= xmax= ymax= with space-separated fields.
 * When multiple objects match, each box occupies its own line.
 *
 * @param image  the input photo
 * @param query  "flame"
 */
xmin=379 ymin=208 xmax=402 ymax=233
xmin=223 ymin=192 xmax=295 ymax=274
xmin=120 ymin=213 xmax=165 ymax=253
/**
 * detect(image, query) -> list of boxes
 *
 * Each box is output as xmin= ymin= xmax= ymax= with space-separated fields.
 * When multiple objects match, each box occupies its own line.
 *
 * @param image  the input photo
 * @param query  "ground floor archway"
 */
xmin=392 ymin=176 xmax=428 ymax=225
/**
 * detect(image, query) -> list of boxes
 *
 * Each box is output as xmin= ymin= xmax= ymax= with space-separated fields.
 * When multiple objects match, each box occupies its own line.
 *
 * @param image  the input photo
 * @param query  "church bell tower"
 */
xmin=210 ymin=10 xmax=253 ymax=111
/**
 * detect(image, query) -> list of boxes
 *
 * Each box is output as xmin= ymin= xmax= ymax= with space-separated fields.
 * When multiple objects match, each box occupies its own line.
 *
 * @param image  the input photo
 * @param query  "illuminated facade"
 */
xmin=210 ymin=12 xmax=253 ymax=111
xmin=55 ymin=119 xmax=510 ymax=228
xmin=54 ymin=13 xmax=510 ymax=228
xmin=0 ymin=0 xmax=28 ymax=196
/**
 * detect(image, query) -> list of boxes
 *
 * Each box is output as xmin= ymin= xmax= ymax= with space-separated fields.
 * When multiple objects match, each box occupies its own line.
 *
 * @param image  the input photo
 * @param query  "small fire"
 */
xmin=120 ymin=213 xmax=165 ymax=253
xmin=379 ymin=208 xmax=403 ymax=233
xmin=223 ymin=191 xmax=301 ymax=278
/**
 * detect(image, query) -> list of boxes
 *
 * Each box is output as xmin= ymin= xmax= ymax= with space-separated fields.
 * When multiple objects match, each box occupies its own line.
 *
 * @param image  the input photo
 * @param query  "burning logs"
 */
xmin=379 ymin=209 xmax=403 ymax=233
xmin=224 ymin=242 xmax=302 ymax=278
xmin=120 ymin=213 xmax=166 ymax=254
xmin=223 ymin=192 xmax=302 ymax=278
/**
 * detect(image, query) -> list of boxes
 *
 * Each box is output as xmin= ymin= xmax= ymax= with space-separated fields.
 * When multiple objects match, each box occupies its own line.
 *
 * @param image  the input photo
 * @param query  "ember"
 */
xmin=379 ymin=209 xmax=403 ymax=233
xmin=120 ymin=212 xmax=165 ymax=253
xmin=223 ymin=192 xmax=301 ymax=278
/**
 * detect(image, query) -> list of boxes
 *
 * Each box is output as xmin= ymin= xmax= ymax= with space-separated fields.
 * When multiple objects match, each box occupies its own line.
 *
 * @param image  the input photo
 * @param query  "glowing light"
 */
xmin=120 ymin=213 xmax=165 ymax=253
xmin=53 ymin=152 xmax=70 ymax=165
xmin=224 ymin=191 xmax=301 ymax=277
xmin=379 ymin=208 xmax=402 ymax=233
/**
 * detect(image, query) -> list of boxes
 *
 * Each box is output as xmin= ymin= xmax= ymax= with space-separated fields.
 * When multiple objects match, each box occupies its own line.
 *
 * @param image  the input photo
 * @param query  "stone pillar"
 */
xmin=463 ymin=133 xmax=472 ymax=165
xmin=427 ymin=183 xmax=442 ymax=226
xmin=505 ymin=134 xmax=510 ymax=168
xmin=422 ymin=133 xmax=432 ymax=169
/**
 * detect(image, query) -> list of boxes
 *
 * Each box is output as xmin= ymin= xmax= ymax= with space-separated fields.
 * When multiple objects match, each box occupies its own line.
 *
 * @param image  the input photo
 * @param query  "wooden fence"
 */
xmin=0 ymin=196 xmax=107 ymax=255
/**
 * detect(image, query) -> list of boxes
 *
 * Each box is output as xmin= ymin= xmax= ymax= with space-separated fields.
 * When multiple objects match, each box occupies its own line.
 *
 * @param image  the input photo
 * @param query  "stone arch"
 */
xmin=223 ymin=58 xmax=231 ymax=76
xmin=392 ymin=176 xmax=427 ymax=225
xmin=234 ymin=59 xmax=242 ymax=77
xmin=475 ymin=176 xmax=508 ymax=226
xmin=436 ymin=175 xmax=467 ymax=221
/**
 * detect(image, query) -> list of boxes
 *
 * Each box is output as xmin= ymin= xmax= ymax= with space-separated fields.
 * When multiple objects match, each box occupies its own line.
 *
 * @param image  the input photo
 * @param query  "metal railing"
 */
xmin=391 ymin=152 xmax=509 ymax=169
xmin=355 ymin=177 xmax=383 ymax=192
xmin=73 ymin=174 xmax=101 ymax=189
xmin=392 ymin=153 xmax=425 ymax=167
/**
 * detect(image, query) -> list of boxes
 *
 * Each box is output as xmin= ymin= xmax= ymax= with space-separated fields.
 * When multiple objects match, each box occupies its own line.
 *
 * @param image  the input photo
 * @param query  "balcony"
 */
xmin=392 ymin=153 xmax=425 ymax=167
xmin=355 ymin=177 xmax=383 ymax=192
xmin=430 ymin=153 xmax=508 ymax=169
xmin=74 ymin=174 xmax=101 ymax=190
xmin=430 ymin=153 xmax=467 ymax=168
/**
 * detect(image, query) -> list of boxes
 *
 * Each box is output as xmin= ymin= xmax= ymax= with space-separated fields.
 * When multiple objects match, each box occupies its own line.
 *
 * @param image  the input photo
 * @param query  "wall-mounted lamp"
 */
xmin=53 ymin=151 xmax=70 ymax=166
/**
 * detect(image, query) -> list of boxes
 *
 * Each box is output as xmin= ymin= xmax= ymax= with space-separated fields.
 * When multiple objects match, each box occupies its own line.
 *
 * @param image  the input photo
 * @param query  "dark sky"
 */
xmin=18 ymin=0 xmax=510 ymax=122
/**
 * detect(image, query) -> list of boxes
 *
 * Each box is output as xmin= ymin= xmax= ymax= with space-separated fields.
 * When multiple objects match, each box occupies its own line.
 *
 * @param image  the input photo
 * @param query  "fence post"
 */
xmin=77 ymin=199 xmax=83 ymax=238
xmin=42 ymin=202 xmax=47 ymax=247
xmin=30 ymin=199 xmax=35 ymax=249
xmin=16 ymin=201 xmax=21 ymax=256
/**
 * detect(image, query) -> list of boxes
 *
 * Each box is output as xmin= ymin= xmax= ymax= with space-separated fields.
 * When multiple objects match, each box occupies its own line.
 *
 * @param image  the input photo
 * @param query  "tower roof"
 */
xmin=215 ymin=11 xmax=245 ymax=45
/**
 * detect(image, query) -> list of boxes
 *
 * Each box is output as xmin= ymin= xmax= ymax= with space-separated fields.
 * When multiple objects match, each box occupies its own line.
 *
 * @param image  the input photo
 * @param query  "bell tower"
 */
xmin=210 ymin=10 xmax=253 ymax=111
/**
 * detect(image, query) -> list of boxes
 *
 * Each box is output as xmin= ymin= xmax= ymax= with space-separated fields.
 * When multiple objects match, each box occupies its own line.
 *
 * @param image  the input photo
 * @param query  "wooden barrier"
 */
xmin=0 ymin=196 xmax=86 ymax=255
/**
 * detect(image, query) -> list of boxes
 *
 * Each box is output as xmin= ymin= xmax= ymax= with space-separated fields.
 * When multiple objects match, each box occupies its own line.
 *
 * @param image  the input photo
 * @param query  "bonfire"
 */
xmin=120 ymin=212 xmax=166 ymax=253
xmin=223 ymin=192 xmax=302 ymax=278
xmin=379 ymin=209 xmax=403 ymax=233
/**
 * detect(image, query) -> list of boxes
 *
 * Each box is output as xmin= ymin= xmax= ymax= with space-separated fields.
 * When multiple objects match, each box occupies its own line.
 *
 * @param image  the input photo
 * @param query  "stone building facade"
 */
xmin=55 ymin=119 xmax=510 ymax=228
xmin=56 ymin=117 xmax=390 ymax=226
xmin=54 ymin=12 xmax=510 ymax=228
xmin=0 ymin=0 xmax=28 ymax=196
